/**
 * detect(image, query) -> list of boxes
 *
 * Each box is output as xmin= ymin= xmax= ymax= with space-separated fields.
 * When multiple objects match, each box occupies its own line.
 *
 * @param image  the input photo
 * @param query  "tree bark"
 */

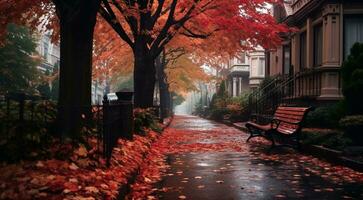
xmin=155 ymin=51 xmax=171 ymax=119
xmin=55 ymin=0 xmax=100 ymax=138
xmin=133 ymin=43 xmax=156 ymax=108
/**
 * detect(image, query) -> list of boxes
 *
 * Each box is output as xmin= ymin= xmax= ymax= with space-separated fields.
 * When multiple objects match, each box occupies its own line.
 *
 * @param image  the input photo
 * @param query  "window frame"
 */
xmin=283 ymin=44 xmax=291 ymax=75
xmin=300 ymin=31 xmax=307 ymax=70
xmin=313 ymin=23 xmax=323 ymax=67
xmin=343 ymin=14 xmax=363 ymax=60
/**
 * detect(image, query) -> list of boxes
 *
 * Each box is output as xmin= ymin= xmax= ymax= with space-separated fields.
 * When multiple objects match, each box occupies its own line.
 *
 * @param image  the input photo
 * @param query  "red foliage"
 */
xmin=0 ymin=131 xmax=159 ymax=199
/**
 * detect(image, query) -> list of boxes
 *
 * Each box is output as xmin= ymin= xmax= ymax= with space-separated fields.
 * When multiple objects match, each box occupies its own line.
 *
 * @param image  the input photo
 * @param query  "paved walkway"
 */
xmin=153 ymin=115 xmax=363 ymax=200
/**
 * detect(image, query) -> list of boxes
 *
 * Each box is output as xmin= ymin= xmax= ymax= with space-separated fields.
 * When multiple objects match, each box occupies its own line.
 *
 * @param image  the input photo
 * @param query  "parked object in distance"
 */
xmin=106 ymin=93 xmax=118 ymax=101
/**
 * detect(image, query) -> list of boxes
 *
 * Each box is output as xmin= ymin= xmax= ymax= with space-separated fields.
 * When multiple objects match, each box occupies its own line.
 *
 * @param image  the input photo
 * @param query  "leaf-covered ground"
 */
xmin=0 ymin=116 xmax=173 ymax=200
xmin=127 ymin=115 xmax=363 ymax=200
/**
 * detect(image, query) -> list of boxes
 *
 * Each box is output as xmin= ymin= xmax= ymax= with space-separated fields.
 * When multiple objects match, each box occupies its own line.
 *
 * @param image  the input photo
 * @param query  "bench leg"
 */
xmin=246 ymin=125 xmax=263 ymax=142
xmin=246 ymin=134 xmax=258 ymax=142
xmin=265 ymin=130 xmax=276 ymax=148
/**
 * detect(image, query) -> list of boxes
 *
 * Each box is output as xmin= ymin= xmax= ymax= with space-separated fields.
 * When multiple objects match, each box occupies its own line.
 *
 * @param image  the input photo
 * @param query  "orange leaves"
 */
xmin=0 ymin=129 xmax=162 ymax=199
xmin=0 ymin=0 xmax=56 ymax=45
xmin=166 ymin=53 xmax=211 ymax=93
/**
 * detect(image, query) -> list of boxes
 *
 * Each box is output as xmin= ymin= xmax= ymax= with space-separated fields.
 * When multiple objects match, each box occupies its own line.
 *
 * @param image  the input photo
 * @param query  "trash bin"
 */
xmin=102 ymin=91 xmax=134 ymax=165
xmin=115 ymin=91 xmax=134 ymax=140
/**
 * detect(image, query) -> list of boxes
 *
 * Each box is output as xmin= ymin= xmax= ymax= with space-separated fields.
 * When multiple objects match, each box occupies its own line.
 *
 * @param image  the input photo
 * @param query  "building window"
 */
xmin=237 ymin=53 xmax=246 ymax=64
xmin=313 ymin=24 xmax=323 ymax=67
xmin=43 ymin=41 xmax=49 ymax=59
xmin=344 ymin=15 xmax=363 ymax=59
xmin=251 ymin=58 xmax=257 ymax=76
xmin=258 ymin=58 xmax=265 ymax=76
xmin=283 ymin=45 xmax=291 ymax=75
xmin=300 ymin=32 xmax=307 ymax=69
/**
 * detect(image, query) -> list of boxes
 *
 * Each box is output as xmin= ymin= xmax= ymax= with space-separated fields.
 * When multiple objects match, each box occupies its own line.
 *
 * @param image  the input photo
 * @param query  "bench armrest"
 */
xmin=270 ymin=119 xmax=281 ymax=129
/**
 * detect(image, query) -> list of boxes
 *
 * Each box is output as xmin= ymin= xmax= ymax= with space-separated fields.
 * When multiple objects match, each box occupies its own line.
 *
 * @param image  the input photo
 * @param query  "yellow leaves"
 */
xmin=166 ymin=53 xmax=211 ymax=93
xmin=74 ymin=145 xmax=88 ymax=157
xmin=46 ymin=175 xmax=55 ymax=181
xmin=84 ymin=186 xmax=99 ymax=194
xmin=69 ymin=163 xmax=79 ymax=170
xmin=36 ymin=161 xmax=44 ymax=168
xmin=144 ymin=177 xmax=153 ymax=183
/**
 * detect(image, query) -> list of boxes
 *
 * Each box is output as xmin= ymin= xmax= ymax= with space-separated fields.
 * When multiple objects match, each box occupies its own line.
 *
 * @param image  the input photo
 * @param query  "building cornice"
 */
xmin=284 ymin=0 xmax=325 ymax=26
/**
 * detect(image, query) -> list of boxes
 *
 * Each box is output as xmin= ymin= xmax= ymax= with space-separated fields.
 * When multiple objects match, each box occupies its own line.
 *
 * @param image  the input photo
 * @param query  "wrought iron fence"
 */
xmin=247 ymin=68 xmax=339 ymax=123
xmin=0 ymin=92 xmax=134 ymax=166
xmin=0 ymin=93 xmax=57 ymax=138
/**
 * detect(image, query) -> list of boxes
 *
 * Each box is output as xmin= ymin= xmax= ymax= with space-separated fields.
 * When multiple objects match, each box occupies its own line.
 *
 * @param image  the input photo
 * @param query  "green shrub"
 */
xmin=322 ymin=133 xmax=353 ymax=150
xmin=339 ymin=115 xmax=363 ymax=145
xmin=209 ymin=108 xmax=230 ymax=120
xmin=305 ymin=102 xmax=346 ymax=128
xmin=0 ymin=100 xmax=57 ymax=163
xmin=301 ymin=130 xmax=352 ymax=151
xmin=341 ymin=42 xmax=363 ymax=115
xmin=134 ymin=108 xmax=161 ymax=135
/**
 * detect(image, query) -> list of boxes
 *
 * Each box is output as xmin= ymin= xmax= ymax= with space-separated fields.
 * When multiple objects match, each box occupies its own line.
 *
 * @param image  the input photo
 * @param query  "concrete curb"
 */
xmin=301 ymin=144 xmax=363 ymax=172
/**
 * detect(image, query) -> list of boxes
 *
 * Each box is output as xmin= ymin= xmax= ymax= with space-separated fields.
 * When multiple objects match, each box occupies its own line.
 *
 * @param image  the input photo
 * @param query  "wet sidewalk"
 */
xmin=152 ymin=115 xmax=363 ymax=200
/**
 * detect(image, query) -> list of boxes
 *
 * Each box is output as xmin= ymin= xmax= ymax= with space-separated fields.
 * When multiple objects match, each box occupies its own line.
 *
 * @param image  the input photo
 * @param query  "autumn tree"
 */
xmin=1 ymin=0 xmax=288 ymax=136
xmin=98 ymin=0 xmax=288 ymax=108
xmin=0 ymin=0 xmax=101 ymax=137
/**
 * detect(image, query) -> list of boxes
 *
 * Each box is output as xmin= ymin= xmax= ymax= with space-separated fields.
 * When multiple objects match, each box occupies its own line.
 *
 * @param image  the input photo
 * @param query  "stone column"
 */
xmin=319 ymin=4 xmax=342 ymax=100
xmin=239 ymin=77 xmax=243 ymax=95
xmin=228 ymin=79 xmax=232 ymax=97
xmin=291 ymin=34 xmax=298 ymax=72
xmin=233 ymin=77 xmax=237 ymax=97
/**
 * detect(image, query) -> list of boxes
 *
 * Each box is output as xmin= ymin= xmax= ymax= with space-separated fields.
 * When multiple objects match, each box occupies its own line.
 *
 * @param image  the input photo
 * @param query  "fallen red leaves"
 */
xmin=0 ymin=130 xmax=160 ymax=199
xmin=127 ymin=116 xmax=363 ymax=199
xmin=2 ymin=116 xmax=362 ymax=199
xmin=127 ymin=127 xmax=254 ymax=199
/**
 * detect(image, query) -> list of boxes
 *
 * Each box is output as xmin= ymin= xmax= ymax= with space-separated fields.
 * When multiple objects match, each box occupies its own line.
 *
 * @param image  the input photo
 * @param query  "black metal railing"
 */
xmin=0 ymin=93 xmax=57 ymax=138
xmin=0 ymin=92 xmax=134 ymax=166
xmin=245 ymin=74 xmax=287 ymax=117
xmin=247 ymin=68 xmax=331 ymax=123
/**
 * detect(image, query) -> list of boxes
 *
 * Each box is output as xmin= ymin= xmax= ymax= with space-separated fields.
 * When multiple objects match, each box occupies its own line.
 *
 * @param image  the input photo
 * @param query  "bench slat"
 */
xmin=277 ymin=127 xmax=296 ymax=134
xmin=277 ymin=107 xmax=310 ymax=112
xmin=274 ymin=116 xmax=301 ymax=124
xmin=275 ymin=113 xmax=304 ymax=121
xmin=275 ymin=110 xmax=306 ymax=116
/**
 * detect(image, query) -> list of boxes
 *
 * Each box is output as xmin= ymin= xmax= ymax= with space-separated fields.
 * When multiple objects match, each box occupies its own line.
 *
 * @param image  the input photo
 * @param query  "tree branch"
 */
xmin=111 ymin=0 xmax=139 ymax=37
xmin=181 ymin=25 xmax=215 ymax=39
xmin=99 ymin=0 xmax=134 ymax=47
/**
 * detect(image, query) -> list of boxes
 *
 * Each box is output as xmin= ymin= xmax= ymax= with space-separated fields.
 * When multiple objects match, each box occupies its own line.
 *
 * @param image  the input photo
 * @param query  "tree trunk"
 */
xmin=55 ymin=0 xmax=100 ymax=138
xmin=155 ymin=51 xmax=171 ymax=119
xmin=133 ymin=44 xmax=156 ymax=108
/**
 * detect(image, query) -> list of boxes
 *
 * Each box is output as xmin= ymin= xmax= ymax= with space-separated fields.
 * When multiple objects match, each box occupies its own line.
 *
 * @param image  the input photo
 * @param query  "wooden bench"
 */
xmin=245 ymin=106 xmax=312 ymax=149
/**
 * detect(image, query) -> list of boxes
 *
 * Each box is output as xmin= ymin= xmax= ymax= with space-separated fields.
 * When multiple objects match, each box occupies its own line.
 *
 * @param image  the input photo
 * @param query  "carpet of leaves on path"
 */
xmin=0 ymin=131 xmax=159 ymax=200
xmin=127 ymin=116 xmax=363 ymax=200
